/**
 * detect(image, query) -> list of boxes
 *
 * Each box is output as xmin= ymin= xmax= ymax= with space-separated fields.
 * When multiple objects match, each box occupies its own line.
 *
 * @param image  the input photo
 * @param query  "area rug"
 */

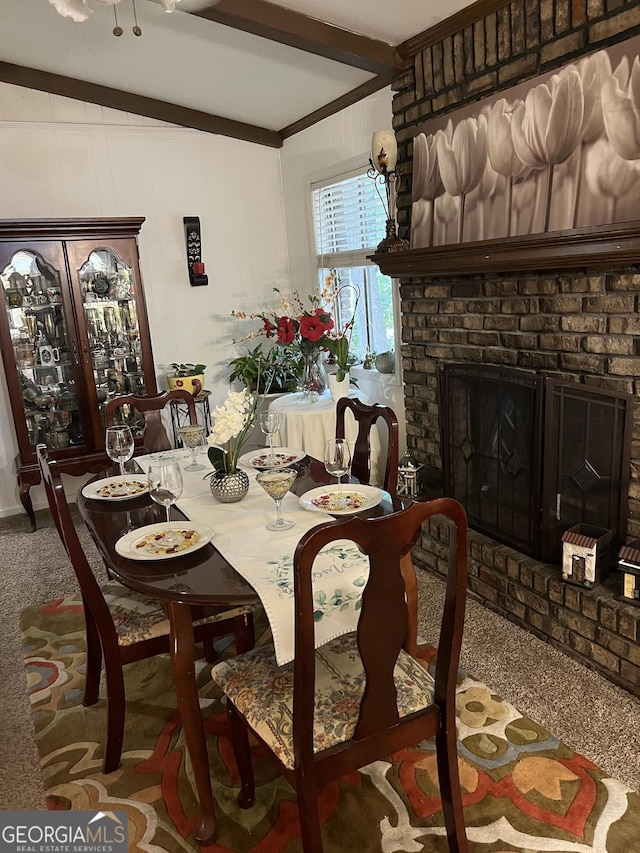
xmin=21 ymin=596 xmax=640 ymax=853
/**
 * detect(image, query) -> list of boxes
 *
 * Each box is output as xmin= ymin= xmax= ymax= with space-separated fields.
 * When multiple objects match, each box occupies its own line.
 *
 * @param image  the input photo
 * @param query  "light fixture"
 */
xmin=367 ymin=131 xmax=409 ymax=253
xmin=47 ymin=0 xmax=183 ymax=36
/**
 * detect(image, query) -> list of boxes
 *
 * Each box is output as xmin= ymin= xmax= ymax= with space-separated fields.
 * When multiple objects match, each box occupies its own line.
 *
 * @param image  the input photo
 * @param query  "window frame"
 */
xmin=307 ymin=159 xmax=402 ymax=379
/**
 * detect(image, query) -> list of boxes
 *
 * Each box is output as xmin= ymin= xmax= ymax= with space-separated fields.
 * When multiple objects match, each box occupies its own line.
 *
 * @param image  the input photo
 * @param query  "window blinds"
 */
xmin=311 ymin=171 xmax=386 ymax=262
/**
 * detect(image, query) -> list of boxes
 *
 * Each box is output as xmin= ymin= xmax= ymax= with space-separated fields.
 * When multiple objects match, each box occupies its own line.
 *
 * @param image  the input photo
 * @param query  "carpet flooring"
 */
xmin=21 ymin=596 xmax=640 ymax=852
xmin=1 ymin=505 xmax=640 ymax=825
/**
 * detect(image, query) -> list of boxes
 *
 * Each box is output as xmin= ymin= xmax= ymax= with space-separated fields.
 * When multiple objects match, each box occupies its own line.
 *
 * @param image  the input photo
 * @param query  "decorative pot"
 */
xmin=375 ymin=351 xmax=396 ymax=374
xmin=168 ymin=373 xmax=204 ymax=396
xmin=208 ymin=469 xmax=250 ymax=503
xmin=301 ymin=352 xmax=327 ymax=399
xmin=327 ymin=371 xmax=350 ymax=401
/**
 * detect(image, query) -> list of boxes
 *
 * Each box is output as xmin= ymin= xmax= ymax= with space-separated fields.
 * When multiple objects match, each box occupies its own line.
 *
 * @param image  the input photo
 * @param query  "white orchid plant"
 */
xmin=205 ymin=389 xmax=261 ymax=477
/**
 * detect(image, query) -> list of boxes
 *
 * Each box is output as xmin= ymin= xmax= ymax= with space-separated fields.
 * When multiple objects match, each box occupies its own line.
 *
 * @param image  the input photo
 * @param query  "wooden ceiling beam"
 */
xmin=191 ymin=0 xmax=401 ymax=76
xmin=0 ymin=61 xmax=283 ymax=148
xmin=279 ymin=74 xmax=391 ymax=139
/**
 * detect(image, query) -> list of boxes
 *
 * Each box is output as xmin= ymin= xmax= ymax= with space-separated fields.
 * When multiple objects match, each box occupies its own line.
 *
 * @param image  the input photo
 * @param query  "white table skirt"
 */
xmin=269 ymin=390 xmax=382 ymax=487
xmin=136 ymin=450 xmax=370 ymax=665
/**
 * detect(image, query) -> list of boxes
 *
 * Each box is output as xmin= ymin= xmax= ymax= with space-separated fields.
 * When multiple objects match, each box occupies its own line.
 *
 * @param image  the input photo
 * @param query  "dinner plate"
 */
xmin=115 ymin=522 xmax=214 ymax=561
xmin=299 ymin=484 xmax=383 ymax=516
xmin=82 ymin=475 xmax=149 ymax=501
xmin=238 ymin=447 xmax=306 ymax=470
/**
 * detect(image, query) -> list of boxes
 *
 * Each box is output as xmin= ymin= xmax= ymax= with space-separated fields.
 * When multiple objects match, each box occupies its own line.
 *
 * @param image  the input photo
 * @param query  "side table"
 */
xmin=269 ymin=390 xmax=383 ymax=486
xmin=170 ymin=390 xmax=211 ymax=446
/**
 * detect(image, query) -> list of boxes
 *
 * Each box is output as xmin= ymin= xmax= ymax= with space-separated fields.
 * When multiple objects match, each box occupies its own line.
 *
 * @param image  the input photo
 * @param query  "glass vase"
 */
xmin=300 ymin=351 xmax=328 ymax=400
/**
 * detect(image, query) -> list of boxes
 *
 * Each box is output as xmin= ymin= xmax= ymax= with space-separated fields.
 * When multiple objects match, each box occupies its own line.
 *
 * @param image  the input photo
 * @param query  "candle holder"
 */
xmin=183 ymin=216 xmax=209 ymax=286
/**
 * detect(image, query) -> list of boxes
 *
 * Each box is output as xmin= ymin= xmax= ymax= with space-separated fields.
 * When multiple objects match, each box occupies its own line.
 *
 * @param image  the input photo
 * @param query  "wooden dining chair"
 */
xmin=104 ymin=389 xmax=198 ymax=453
xmin=212 ymin=497 xmax=469 ymax=853
xmin=36 ymin=444 xmax=255 ymax=774
xmin=335 ymin=397 xmax=400 ymax=495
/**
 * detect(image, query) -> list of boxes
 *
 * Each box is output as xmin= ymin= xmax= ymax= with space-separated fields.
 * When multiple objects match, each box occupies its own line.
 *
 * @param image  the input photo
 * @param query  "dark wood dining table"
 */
xmin=77 ymin=454 xmax=413 ymax=845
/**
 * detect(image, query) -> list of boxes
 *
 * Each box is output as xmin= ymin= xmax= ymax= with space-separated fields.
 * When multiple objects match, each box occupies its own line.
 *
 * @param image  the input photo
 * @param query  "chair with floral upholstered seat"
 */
xmin=37 ymin=443 xmax=255 ymax=774
xmin=212 ymin=496 xmax=469 ymax=853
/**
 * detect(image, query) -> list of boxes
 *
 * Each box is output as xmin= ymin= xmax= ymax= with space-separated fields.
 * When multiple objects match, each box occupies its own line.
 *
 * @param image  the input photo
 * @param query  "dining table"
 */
xmin=77 ymin=447 xmax=414 ymax=845
xmin=269 ymin=389 xmax=384 ymax=486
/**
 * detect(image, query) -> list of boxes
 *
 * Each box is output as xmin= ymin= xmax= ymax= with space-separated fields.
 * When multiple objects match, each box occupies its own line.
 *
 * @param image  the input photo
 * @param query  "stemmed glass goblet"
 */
xmin=177 ymin=424 xmax=207 ymax=471
xmin=256 ymin=467 xmax=297 ymax=531
xmin=259 ymin=410 xmax=280 ymax=463
xmin=324 ymin=438 xmax=351 ymax=493
xmin=105 ymin=425 xmax=134 ymax=477
xmin=148 ymin=460 xmax=184 ymax=543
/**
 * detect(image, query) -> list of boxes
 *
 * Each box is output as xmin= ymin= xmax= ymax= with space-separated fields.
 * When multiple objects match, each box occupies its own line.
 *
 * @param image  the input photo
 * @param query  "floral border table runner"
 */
xmin=136 ymin=450 xmax=369 ymax=665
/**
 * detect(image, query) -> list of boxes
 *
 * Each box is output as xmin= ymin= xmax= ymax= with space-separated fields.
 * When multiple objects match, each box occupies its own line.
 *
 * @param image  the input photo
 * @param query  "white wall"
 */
xmin=0 ymin=82 xmax=406 ymax=518
xmin=0 ymin=83 xmax=289 ymax=516
xmin=279 ymin=86 xmax=407 ymax=452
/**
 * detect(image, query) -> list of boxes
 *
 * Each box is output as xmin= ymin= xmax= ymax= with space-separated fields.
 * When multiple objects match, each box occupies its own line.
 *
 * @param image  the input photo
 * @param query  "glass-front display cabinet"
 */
xmin=0 ymin=218 xmax=157 ymax=529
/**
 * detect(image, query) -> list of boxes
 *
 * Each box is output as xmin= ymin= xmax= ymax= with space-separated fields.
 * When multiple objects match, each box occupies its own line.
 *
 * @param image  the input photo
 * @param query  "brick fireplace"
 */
xmin=372 ymin=0 xmax=640 ymax=693
xmin=394 ymin=262 xmax=640 ymax=695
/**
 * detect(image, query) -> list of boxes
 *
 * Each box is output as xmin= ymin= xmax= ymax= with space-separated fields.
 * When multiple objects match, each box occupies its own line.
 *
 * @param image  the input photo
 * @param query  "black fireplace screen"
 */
xmin=440 ymin=364 xmax=632 ymax=561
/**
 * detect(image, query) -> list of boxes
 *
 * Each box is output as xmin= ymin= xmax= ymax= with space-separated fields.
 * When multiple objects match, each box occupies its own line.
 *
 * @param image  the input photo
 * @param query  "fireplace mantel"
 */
xmin=370 ymin=220 xmax=640 ymax=279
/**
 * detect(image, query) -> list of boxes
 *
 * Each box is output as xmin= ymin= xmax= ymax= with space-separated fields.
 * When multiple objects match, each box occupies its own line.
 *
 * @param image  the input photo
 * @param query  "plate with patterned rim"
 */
xmin=299 ymin=485 xmax=383 ymax=516
xmin=115 ymin=522 xmax=214 ymax=561
xmin=82 ymin=475 xmax=149 ymax=501
xmin=238 ymin=447 xmax=306 ymax=470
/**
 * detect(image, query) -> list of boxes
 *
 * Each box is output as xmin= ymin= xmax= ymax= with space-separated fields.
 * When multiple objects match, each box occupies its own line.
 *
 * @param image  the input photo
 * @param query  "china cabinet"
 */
xmin=0 ymin=218 xmax=157 ymax=529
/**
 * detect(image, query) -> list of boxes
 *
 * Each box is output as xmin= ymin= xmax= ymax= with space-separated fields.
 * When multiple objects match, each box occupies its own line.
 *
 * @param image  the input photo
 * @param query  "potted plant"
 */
xmin=168 ymin=362 xmax=206 ymax=396
xmin=204 ymin=388 xmax=262 ymax=503
xmin=228 ymin=344 xmax=299 ymax=394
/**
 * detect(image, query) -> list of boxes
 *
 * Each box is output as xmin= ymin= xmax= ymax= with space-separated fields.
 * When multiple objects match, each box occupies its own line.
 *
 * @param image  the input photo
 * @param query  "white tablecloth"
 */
xmin=137 ymin=450 xmax=370 ymax=665
xmin=270 ymin=390 xmax=382 ymax=487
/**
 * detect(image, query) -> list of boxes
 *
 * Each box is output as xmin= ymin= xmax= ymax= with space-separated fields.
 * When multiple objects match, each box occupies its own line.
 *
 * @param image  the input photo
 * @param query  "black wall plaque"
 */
xmin=183 ymin=216 xmax=208 ymax=286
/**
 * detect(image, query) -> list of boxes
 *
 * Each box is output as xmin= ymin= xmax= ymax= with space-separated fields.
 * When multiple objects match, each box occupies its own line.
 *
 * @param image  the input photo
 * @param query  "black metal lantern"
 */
xmin=397 ymin=452 xmax=423 ymax=498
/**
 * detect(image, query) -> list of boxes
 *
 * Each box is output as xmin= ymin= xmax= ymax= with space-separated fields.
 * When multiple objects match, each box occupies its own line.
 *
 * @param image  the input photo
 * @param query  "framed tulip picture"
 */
xmin=410 ymin=36 xmax=640 ymax=249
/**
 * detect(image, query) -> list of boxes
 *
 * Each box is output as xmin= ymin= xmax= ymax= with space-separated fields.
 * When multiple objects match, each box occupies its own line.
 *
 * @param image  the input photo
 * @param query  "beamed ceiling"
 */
xmin=0 ymin=0 xmax=508 ymax=147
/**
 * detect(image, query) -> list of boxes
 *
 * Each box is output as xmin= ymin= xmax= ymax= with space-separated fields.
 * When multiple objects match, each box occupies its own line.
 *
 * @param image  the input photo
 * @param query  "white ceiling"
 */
xmin=1 ymin=0 xmax=478 ymax=142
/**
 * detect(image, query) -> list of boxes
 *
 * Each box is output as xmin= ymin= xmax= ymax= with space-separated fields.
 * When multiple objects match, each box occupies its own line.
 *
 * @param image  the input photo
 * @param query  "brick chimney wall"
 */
xmin=390 ymin=0 xmax=640 ymax=693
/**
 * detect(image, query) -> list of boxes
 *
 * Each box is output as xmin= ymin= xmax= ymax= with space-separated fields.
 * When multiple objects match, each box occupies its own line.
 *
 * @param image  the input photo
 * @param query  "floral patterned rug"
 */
xmin=21 ymin=596 xmax=640 ymax=853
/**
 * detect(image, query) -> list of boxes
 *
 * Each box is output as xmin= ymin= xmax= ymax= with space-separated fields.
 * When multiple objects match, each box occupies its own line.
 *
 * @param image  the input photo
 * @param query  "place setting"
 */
xmin=238 ymin=447 xmax=306 ymax=471
xmin=298 ymin=438 xmax=383 ymax=516
xmin=93 ymin=442 xmax=213 ymax=560
xmin=82 ymin=424 xmax=149 ymax=501
xmin=238 ymin=410 xmax=307 ymax=471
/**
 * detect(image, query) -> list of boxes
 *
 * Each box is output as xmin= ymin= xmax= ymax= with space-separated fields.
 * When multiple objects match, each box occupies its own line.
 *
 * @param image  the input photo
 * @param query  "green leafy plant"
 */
xmin=228 ymin=344 xmax=300 ymax=393
xmin=170 ymin=362 xmax=206 ymax=377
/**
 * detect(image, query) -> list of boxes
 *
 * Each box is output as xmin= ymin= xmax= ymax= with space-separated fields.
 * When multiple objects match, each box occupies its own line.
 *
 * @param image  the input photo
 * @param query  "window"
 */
xmin=311 ymin=168 xmax=397 ymax=365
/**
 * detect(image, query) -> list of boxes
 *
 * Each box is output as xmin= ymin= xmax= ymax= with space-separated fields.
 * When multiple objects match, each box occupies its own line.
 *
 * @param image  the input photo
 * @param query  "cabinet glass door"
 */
xmin=1 ymin=248 xmax=85 ymax=453
xmin=76 ymin=248 xmax=148 ymax=434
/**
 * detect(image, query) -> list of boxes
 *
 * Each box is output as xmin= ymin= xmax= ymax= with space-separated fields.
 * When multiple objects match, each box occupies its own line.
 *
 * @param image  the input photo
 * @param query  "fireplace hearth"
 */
xmin=440 ymin=364 xmax=632 ymax=564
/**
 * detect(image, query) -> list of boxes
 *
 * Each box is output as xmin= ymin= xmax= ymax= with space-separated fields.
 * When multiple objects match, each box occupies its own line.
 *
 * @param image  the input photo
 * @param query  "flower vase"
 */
xmin=328 ymin=371 xmax=350 ymax=401
xmin=301 ymin=352 xmax=328 ymax=400
xmin=209 ymin=469 xmax=250 ymax=503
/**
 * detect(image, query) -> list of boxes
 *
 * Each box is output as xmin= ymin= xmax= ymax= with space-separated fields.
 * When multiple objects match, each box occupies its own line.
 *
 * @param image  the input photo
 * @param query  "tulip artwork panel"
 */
xmin=410 ymin=36 xmax=640 ymax=248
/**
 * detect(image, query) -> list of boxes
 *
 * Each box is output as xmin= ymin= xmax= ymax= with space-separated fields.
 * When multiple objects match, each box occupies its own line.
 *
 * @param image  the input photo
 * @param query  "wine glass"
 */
xmin=324 ymin=438 xmax=351 ymax=493
xmin=256 ymin=468 xmax=297 ymax=531
xmin=259 ymin=410 xmax=280 ymax=462
xmin=177 ymin=424 xmax=206 ymax=471
xmin=105 ymin=425 xmax=134 ymax=477
xmin=148 ymin=461 xmax=184 ymax=542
